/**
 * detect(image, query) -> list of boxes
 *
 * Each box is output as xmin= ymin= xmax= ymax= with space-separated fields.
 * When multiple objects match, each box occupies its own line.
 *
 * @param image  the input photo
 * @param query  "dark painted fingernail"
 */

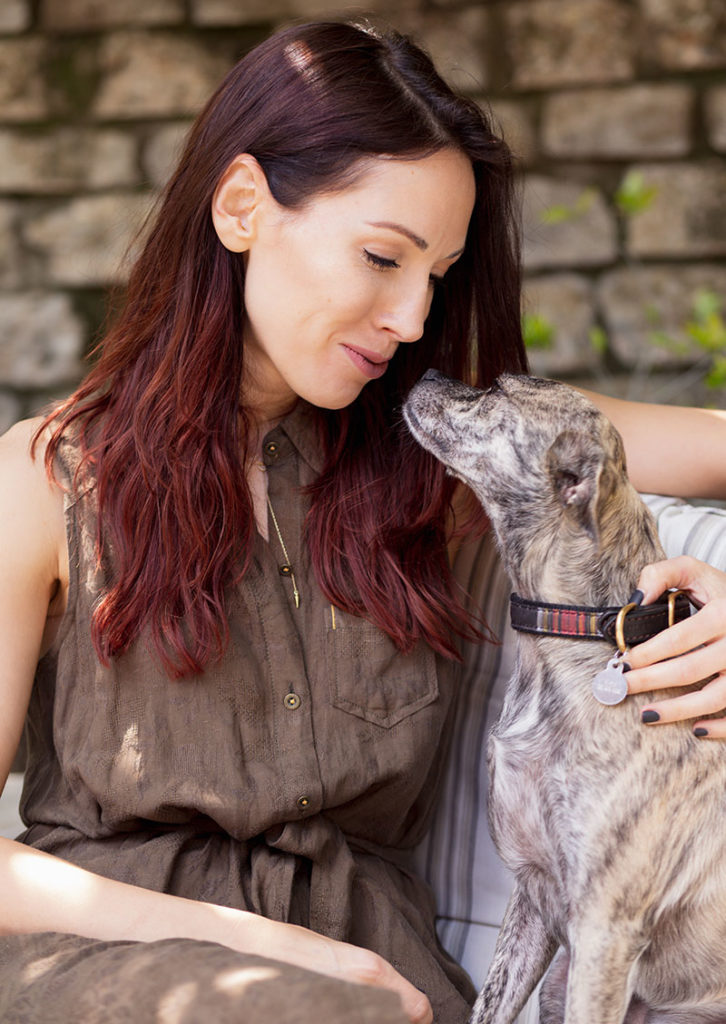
xmin=621 ymin=662 xmax=632 ymax=673
xmin=628 ymin=589 xmax=644 ymax=606
xmin=641 ymin=709 xmax=660 ymax=723
xmin=694 ymin=727 xmax=709 ymax=737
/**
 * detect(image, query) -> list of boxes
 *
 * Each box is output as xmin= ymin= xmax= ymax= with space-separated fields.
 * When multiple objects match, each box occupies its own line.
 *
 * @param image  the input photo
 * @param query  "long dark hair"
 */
xmin=39 ymin=20 xmax=527 ymax=677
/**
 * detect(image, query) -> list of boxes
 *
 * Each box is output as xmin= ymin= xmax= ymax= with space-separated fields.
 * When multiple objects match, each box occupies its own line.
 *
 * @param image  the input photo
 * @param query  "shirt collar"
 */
xmin=270 ymin=401 xmax=325 ymax=477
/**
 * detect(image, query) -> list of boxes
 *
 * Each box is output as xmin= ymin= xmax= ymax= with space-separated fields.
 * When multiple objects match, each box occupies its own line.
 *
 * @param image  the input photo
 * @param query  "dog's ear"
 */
xmin=546 ymin=430 xmax=603 ymax=540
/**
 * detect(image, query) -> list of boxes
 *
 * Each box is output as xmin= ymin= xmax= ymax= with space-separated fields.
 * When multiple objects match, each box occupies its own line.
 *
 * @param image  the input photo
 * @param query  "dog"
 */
xmin=403 ymin=370 xmax=726 ymax=1024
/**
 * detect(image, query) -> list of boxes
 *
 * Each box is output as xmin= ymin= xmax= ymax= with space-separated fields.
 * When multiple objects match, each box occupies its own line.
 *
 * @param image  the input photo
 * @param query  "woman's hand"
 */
xmin=0 ymin=833 xmax=430 ymax=1024
xmin=259 ymin=921 xmax=433 ymax=1024
xmin=625 ymin=556 xmax=726 ymax=737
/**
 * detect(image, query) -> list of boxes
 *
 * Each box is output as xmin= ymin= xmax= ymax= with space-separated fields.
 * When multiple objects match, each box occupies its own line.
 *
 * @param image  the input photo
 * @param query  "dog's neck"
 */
xmin=494 ymin=482 xmax=665 ymax=610
xmin=509 ymin=591 xmax=691 ymax=647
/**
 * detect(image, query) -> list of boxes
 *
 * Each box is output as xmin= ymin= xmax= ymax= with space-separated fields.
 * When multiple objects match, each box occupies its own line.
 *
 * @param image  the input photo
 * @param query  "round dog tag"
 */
xmin=592 ymin=655 xmax=629 ymax=706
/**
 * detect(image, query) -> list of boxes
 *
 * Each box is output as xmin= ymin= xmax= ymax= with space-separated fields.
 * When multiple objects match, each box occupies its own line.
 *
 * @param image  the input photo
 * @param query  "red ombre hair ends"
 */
xmin=40 ymin=21 xmax=527 ymax=678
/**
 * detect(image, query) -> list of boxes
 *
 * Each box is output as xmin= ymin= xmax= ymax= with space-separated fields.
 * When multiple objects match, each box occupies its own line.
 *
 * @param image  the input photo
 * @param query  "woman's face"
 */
xmin=240 ymin=148 xmax=476 ymax=421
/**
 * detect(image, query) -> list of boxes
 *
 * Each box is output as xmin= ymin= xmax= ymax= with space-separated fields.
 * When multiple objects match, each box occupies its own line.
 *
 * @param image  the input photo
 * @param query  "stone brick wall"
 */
xmin=1 ymin=0 xmax=725 ymax=435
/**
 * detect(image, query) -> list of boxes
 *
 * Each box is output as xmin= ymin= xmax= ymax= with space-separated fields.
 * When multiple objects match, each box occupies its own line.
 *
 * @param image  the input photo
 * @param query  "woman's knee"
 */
xmin=0 ymin=933 xmax=409 ymax=1024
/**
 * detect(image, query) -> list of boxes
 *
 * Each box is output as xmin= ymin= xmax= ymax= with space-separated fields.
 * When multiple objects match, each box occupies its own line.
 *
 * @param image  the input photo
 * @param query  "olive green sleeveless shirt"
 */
xmin=16 ymin=402 xmax=476 ymax=1022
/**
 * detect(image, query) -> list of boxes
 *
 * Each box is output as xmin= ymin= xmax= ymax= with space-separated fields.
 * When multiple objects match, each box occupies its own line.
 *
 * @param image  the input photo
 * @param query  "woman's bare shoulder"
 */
xmin=0 ymin=417 xmax=65 ymax=562
xmin=0 ymin=415 xmax=47 ymax=457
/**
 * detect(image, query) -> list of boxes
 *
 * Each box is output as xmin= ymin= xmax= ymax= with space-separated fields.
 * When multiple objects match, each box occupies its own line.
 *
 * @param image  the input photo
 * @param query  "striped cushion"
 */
xmin=416 ymin=496 xmax=726 ymax=1021
xmin=643 ymin=494 xmax=726 ymax=565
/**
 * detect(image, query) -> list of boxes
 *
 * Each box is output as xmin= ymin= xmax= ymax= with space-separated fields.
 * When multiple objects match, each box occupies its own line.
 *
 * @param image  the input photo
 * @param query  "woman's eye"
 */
xmin=363 ymin=249 xmax=445 ymax=288
xmin=363 ymin=249 xmax=399 ymax=271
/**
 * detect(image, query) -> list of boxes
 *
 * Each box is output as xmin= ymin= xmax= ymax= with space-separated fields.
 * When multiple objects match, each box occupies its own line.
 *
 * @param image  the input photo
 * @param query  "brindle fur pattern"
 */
xmin=403 ymin=372 xmax=726 ymax=1024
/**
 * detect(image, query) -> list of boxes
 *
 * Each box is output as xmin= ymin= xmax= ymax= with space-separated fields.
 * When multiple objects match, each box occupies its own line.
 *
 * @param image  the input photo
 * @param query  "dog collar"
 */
xmin=509 ymin=592 xmax=691 ymax=649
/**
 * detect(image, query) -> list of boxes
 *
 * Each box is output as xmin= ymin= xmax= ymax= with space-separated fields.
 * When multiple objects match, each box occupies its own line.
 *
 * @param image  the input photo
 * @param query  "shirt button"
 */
xmin=297 ymin=795 xmax=310 ymax=811
xmin=263 ymin=441 xmax=279 ymax=462
xmin=284 ymin=692 xmax=301 ymax=710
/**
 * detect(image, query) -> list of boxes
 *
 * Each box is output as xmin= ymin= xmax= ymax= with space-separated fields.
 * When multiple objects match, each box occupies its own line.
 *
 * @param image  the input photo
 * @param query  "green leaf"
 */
xmin=706 ymin=355 xmax=726 ymax=390
xmin=686 ymin=315 xmax=726 ymax=352
xmin=589 ymin=325 xmax=608 ymax=355
xmin=692 ymin=288 xmax=721 ymax=322
xmin=522 ymin=312 xmax=554 ymax=349
xmin=540 ymin=204 xmax=575 ymax=225
xmin=540 ymin=188 xmax=598 ymax=225
xmin=615 ymin=171 xmax=658 ymax=217
xmin=684 ymin=289 xmax=726 ymax=353
xmin=574 ymin=188 xmax=597 ymax=215
xmin=647 ymin=329 xmax=687 ymax=355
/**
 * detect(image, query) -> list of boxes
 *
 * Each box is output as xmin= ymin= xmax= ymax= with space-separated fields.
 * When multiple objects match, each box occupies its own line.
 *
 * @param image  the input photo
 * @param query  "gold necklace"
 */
xmin=266 ymin=493 xmax=301 ymax=609
xmin=254 ymin=456 xmax=337 ymax=627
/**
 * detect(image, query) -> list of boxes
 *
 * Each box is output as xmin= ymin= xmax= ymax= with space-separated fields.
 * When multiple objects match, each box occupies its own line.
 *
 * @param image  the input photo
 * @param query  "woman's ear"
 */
xmin=211 ymin=154 xmax=270 ymax=253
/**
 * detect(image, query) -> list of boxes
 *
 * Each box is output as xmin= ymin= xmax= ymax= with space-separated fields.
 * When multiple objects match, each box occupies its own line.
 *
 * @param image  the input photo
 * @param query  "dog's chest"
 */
xmin=487 ymin=728 xmax=577 ymax=877
xmin=488 ymin=669 xmax=726 ymax=972
xmin=486 ymin=660 xmax=634 ymax=901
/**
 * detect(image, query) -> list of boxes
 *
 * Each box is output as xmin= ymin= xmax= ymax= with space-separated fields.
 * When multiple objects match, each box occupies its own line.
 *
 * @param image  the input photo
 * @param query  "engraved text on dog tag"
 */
xmin=592 ymin=655 xmax=629 ymax=706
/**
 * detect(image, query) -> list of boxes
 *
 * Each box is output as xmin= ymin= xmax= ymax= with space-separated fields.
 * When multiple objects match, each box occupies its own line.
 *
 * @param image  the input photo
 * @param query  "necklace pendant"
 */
xmin=267 ymin=495 xmax=301 ymax=609
xmin=592 ymin=654 xmax=629 ymax=706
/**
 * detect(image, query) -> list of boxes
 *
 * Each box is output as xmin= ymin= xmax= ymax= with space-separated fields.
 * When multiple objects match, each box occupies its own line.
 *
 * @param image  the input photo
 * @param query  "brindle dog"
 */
xmin=403 ymin=371 xmax=726 ymax=1024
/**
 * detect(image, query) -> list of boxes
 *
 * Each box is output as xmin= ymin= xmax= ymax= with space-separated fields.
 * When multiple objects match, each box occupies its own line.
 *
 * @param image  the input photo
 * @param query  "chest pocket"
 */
xmin=325 ymin=609 xmax=439 ymax=728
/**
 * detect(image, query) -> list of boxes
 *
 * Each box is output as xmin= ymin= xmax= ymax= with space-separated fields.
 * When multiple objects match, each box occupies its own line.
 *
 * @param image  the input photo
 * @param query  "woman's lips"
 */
xmin=342 ymin=344 xmax=391 ymax=380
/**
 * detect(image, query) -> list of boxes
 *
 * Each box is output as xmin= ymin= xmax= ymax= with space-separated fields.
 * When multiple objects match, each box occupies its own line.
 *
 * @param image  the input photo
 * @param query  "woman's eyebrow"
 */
xmin=366 ymin=220 xmax=464 ymax=260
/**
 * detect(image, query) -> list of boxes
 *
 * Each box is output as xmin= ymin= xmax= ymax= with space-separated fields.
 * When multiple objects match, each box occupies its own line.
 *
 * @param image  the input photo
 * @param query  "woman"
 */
xmin=0 ymin=20 xmax=724 ymax=1024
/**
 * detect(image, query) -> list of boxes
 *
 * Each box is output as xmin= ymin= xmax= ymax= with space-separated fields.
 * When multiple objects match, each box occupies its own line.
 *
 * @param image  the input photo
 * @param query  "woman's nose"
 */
xmin=376 ymin=279 xmax=432 ymax=344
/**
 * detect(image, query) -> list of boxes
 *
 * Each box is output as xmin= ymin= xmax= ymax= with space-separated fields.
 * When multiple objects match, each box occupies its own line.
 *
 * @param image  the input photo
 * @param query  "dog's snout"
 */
xmin=421 ymin=368 xmax=444 ymax=383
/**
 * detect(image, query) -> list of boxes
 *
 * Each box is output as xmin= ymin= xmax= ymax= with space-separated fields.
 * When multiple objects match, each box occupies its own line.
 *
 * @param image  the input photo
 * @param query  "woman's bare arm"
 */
xmin=0 ymin=419 xmax=61 ymax=787
xmin=0 ymin=422 xmax=429 ymax=1024
xmin=580 ymin=389 xmax=726 ymax=500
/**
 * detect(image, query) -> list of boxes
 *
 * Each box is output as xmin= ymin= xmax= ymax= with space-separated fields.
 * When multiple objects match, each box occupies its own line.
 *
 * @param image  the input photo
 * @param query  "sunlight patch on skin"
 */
xmin=156 ymin=981 xmax=200 ymax=1023
xmin=8 ymin=842 xmax=96 ymax=900
xmin=213 ymin=965 xmax=281 ymax=995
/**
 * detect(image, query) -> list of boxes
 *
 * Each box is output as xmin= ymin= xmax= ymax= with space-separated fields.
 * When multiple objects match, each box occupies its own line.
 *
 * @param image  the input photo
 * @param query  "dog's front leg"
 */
xmin=563 ymin=920 xmax=643 ymax=1024
xmin=470 ymin=883 xmax=557 ymax=1024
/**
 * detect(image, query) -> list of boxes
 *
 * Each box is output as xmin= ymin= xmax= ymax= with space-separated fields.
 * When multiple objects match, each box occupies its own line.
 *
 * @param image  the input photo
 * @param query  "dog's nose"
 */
xmin=422 ymin=368 xmax=443 ymax=382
